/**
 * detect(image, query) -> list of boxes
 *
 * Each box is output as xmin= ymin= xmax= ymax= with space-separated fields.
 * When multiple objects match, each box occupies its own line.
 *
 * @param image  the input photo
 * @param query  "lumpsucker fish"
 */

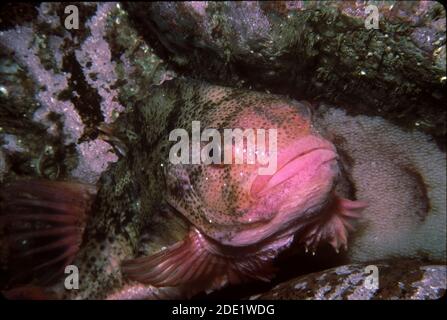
xmin=0 ymin=78 xmax=366 ymax=299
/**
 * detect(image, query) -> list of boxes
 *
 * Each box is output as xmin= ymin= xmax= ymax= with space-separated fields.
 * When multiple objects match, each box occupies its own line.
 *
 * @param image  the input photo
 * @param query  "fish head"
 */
xmin=123 ymin=89 xmax=361 ymax=291
xmin=165 ymin=94 xmax=340 ymax=246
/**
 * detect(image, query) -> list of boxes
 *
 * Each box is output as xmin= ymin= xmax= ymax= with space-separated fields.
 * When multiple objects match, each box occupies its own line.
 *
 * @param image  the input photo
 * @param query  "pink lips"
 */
xmin=250 ymin=135 xmax=337 ymax=197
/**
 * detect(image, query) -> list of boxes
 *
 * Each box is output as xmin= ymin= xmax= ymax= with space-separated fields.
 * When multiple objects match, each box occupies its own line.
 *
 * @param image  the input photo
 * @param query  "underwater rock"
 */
xmin=125 ymin=1 xmax=446 ymax=146
xmin=0 ymin=149 xmax=6 ymax=181
xmin=0 ymin=53 xmax=69 ymax=182
xmin=248 ymin=259 xmax=446 ymax=299
xmin=0 ymin=2 xmax=172 ymax=185
xmin=0 ymin=25 xmax=84 ymax=145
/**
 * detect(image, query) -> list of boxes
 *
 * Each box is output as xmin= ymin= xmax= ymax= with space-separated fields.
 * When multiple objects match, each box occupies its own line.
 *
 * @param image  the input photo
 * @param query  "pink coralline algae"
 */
xmin=71 ymin=139 xmax=118 ymax=184
xmin=0 ymin=2 xmax=127 ymax=184
xmin=75 ymin=2 xmax=124 ymax=124
xmin=0 ymin=26 xmax=84 ymax=144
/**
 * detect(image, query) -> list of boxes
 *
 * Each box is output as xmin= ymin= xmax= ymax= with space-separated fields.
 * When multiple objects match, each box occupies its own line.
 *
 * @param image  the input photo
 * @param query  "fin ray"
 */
xmin=0 ymin=179 xmax=96 ymax=287
xmin=122 ymin=228 xmax=280 ymax=295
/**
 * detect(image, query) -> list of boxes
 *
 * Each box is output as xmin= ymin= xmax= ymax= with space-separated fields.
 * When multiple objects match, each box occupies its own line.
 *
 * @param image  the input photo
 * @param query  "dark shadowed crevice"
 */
xmin=59 ymin=50 xmax=103 ymax=142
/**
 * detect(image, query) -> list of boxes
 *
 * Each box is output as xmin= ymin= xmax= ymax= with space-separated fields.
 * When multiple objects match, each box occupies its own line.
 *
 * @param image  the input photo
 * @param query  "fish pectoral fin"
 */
xmin=0 ymin=179 xmax=96 ymax=286
xmin=121 ymin=228 xmax=278 ymax=295
xmin=301 ymin=195 xmax=367 ymax=254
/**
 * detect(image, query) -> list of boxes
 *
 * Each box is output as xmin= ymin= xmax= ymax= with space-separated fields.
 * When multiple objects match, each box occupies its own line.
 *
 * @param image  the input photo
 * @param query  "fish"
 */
xmin=0 ymin=79 xmax=366 ymax=299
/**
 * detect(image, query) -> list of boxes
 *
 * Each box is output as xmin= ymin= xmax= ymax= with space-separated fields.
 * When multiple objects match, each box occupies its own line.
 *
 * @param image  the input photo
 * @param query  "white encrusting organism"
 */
xmin=316 ymin=106 xmax=446 ymax=263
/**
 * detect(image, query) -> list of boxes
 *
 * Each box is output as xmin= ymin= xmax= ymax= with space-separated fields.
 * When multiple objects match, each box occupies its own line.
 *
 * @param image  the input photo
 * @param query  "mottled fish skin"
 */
xmin=118 ymin=79 xmax=363 ymax=297
xmin=163 ymin=94 xmax=334 ymax=246
xmin=4 ymin=79 xmax=364 ymax=299
xmin=54 ymin=79 xmax=196 ymax=299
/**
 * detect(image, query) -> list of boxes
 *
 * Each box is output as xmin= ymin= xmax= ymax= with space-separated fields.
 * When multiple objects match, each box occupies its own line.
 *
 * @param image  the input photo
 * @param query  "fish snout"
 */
xmin=251 ymin=135 xmax=338 ymax=197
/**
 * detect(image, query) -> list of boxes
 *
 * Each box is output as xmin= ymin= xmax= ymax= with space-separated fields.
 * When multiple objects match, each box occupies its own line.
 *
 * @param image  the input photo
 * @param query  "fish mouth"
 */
xmin=250 ymin=135 xmax=337 ymax=197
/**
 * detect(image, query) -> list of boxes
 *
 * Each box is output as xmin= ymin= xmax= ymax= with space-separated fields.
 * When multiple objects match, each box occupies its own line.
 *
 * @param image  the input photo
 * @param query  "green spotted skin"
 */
xmin=60 ymin=78 xmax=317 ymax=298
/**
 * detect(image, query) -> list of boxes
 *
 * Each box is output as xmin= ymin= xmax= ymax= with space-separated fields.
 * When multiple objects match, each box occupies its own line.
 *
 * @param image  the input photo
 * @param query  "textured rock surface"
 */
xmin=125 ymin=1 xmax=446 ymax=147
xmin=0 ymin=2 xmax=174 ymax=185
xmin=249 ymin=260 xmax=446 ymax=299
